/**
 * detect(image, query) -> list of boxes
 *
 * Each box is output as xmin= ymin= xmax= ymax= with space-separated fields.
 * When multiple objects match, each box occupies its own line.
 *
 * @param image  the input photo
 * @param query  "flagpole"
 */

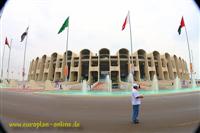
xmin=128 ymin=11 xmax=134 ymax=74
xmin=65 ymin=17 xmax=69 ymax=81
xmin=1 ymin=44 xmax=5 ymax=79
xmin=184 ymin=23 xmax=192 ymax=80
xmin=22 ymin=29 xmax=29 ymax=88
xmin=7 ymin=39 xmax=12 ymax=80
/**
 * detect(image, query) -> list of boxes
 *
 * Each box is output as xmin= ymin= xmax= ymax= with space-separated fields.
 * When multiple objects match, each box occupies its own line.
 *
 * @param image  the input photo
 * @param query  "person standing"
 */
xmin=59 ymin=81 xmax=63 ymax=90
xmin=131 ymin=84 xmax=144 ymax=124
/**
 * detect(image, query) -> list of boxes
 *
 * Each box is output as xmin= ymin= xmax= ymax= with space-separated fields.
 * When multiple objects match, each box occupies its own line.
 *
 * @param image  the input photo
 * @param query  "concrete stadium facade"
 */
xmin=28 ymin=48 xmax=189 ymax=85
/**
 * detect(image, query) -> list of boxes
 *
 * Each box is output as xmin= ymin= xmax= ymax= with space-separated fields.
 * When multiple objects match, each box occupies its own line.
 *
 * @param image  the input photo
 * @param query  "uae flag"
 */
xmin=21 ymin=27 xmax=29 ymax=42
xmin=178 ymin=16 xmax=185 ymax=35
xmin=122 ymin=12 xmax=129 ymax=31
xmin=5 ymin=37 xmax=10 ymax=48
xmin=58 ymin=17 xmax=69 ymax=34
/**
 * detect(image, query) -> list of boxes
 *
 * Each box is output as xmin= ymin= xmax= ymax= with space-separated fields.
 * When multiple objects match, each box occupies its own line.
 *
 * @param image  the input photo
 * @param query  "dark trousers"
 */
xmin=132 ymin=105 xmax=140 ymax=122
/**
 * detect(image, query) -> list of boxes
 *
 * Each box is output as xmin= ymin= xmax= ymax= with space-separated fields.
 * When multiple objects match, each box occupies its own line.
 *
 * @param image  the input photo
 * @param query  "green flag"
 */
xmin=58 ymin=17 xmax=69 ymax=34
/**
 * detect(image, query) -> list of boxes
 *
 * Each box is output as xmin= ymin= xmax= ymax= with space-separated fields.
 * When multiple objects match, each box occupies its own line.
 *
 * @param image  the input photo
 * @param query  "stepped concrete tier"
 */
xmin=44 ymin=80 xmax=54 ymax=90
xmin=62 ymin=82 xmax=82 ymax=90
xmin=28 ymin=49 xmax=189 ymax=88
xmin=27 ymin=80 xmax=37 ymax=88
xmin=27 ymin=80 xmax=45 ymax=89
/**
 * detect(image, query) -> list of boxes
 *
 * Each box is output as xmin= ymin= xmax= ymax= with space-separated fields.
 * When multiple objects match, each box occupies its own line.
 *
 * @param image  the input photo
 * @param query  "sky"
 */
xmin=0 ymin=0 xmax=199 ymax=80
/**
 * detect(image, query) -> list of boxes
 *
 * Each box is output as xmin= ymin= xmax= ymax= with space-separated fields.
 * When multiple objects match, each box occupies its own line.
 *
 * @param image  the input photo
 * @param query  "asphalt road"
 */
xmin=0 ymin=89 xmax=200 ymax=133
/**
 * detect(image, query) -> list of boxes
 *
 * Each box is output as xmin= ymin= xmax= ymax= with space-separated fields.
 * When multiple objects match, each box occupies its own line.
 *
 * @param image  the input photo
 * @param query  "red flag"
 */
xmin=122 ymin=13 xmax=129 ymax=31
xmin=5 ymin=37 xmax=10 ymax=48
xmin=180 ymin=16 xmax=185 ymax=27
xmin=178 ymin=16 xmax=185 ymax=35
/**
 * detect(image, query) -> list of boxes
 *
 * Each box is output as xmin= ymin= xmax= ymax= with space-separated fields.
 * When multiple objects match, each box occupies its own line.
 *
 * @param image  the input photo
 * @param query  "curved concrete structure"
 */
xmin=28 ymin=49 xmax=189 ymax=84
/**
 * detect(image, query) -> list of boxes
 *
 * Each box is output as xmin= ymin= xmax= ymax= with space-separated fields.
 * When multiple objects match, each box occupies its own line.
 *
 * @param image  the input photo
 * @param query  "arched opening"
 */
xmin=90 ymin=71 xmax=98 ymax=84
xmin=49 ymin=53 xmax=57 ymax=81
xmin=173 ymin=55 xmax=179 ymax=78
xmin=138 ymin=49 xmax=146 ymax=80
xmin=39 ymin=55 xmax=46 ymax=81
xmin=80 ymin=49 xmax=90 ymax=81
xmin=54 ymin=72 xmax=61 ymax=81
xmin=99 ymin=48 xmax=110 ymax=80
xmin=71 ymin=71 xmax=78 ymax=81
xmin=119 ymin=48 xmax=129 ymax=82
xmin=149 ymin=71 xmax=155 ymax=80
xmin=165 ymin=53 xmax=173 ymax=80
xmin=35 ymin=57 xmax=39 ymax=80
xmin=111 ymin=71 xmax=119 ymax=89
xmin=164 ymin=71 xmax=168 ymax=80
xmin=153 ymin=51 xmax=160 ymax=79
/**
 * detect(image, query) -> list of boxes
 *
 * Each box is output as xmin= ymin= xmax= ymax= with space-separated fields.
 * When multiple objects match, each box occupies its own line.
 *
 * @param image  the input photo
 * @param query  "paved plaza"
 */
xmin=0 ymin=89 xmax=199 ymax=133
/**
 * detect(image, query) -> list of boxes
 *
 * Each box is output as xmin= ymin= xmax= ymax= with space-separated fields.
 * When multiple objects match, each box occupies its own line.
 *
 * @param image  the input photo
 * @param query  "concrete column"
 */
xmin=117 ymin=53 xmax=121 ymax=82
xmin=28 ymin=60 xmax=34 ymax=81
xmin=174 ymin=56 xmax=180 ymax=78
xmin=165 ymin=54 xmax=174 ymax=80
xmin=33 ymin=58 xmax=39 ymax=80
xmin=144 ymin=54 xmax=150 ymax=81
xmin=88 ymin=52 xmax=92 ymax=83
xmin=48 ymin=53 xmax=57 ymax=81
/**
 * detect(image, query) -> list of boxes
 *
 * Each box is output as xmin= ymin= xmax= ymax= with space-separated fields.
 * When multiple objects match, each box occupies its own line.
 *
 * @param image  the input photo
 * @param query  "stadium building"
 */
xmin=28 ymin=48 xmax=189 ymax=86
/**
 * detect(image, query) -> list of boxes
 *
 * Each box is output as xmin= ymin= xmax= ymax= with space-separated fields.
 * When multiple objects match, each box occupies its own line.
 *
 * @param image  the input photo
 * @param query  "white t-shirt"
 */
xmin=131 ymin=88 xmax=141 ymax=105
